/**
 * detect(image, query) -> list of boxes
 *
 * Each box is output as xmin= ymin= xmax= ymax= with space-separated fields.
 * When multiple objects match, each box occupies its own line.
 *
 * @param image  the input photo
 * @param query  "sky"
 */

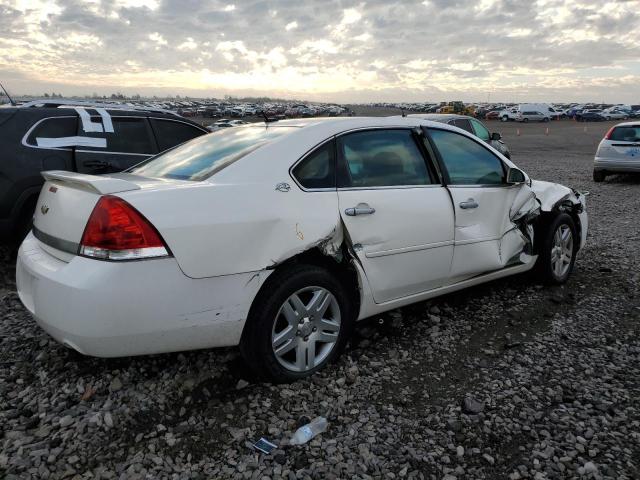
xmin=0 ymin=0 xmax=639 ymax=103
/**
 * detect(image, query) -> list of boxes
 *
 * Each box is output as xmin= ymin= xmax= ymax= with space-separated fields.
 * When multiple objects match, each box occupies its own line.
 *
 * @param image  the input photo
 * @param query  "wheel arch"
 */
xmin=240 ymin=242 xmax=364 ymax=342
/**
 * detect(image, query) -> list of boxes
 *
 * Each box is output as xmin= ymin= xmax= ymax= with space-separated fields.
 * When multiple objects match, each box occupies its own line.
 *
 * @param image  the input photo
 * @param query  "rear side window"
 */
xmin=151 ymin=119 xmax=206 ymax=152
xmin=292 ymin=141 xmax=335 ymax=189
xmin=337 ymin=129 xmax=432 ymax=188
xmin=131 ymin=126 xmax=297 ymax=180
xmin=26 ymin=117 xmax=76 ymax=146
xmin=429 ymin=129 xmax=504 ymax=185
xmin=80 ymin=117 xmax=154 ymax=154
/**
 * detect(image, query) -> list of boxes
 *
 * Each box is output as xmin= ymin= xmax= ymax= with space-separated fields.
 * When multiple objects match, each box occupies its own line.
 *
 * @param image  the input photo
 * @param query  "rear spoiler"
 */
xmin=41 ymin=170 xmax=141 ymax=195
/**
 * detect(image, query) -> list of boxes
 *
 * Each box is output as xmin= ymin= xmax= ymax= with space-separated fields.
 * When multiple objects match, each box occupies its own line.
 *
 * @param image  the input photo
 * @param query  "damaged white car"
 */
xmin=16 ymin=117 xmax=588 ymax=382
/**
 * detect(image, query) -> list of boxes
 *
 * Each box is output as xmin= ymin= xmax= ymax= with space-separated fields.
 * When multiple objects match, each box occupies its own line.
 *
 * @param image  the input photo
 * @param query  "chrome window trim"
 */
xmin=22 ymin=115 xmax=205 ymax=155
xmin=338 ymin=184 xmax=444 ymax=191
xmin=21 ymin=115 xmax=76 ymax=152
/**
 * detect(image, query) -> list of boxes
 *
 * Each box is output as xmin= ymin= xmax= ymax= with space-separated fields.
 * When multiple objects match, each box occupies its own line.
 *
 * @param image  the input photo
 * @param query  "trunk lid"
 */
xmin=32 ymin=171 xmax=182 ymax=257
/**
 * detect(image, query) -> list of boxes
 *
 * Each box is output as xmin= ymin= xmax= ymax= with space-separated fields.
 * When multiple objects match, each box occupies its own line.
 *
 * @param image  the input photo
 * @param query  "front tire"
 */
xmin=240 ymin=264 xmax=354 ymax=382
xmin=523 ymin=118 xmax=529 ymax=123
xmin=536 ymin=213 xmax=577 ymax=285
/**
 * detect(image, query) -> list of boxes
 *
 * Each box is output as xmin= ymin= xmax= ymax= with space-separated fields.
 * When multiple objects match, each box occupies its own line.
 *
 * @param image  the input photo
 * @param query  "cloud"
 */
xmin=0 ymin=0 xmax=639 ymax=102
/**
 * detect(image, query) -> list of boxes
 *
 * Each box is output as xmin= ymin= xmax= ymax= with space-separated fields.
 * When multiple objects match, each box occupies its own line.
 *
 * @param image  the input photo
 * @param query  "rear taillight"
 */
xmin=604 ymin=126 xmax=616 ymax=140
xmin=79 ymin=195 xmax=169 ymax=261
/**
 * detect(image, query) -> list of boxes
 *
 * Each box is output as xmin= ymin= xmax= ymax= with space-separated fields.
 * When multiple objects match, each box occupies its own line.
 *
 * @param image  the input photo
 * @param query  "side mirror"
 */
xmin=506 ymin=167 xmax=526 ymax=184
xmin=491 ymin=132 xmax=502 ymax=141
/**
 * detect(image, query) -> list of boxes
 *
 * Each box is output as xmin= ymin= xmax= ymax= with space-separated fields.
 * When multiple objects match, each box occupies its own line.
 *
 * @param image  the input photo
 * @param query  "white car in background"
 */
xmin=16 ymin=117 xmax=588 ymax=382
xmin=593 ymin=121 xmax=640 ymax=181
xmin=499 ymin=108 xmax=518 ymax=122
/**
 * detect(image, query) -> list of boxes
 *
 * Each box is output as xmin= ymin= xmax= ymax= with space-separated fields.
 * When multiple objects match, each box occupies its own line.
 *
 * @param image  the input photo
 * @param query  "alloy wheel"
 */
xmin=550 ymin=224 xmax=573 ymax=278
xmin=271 ymin=286 xmax=341 ymax=373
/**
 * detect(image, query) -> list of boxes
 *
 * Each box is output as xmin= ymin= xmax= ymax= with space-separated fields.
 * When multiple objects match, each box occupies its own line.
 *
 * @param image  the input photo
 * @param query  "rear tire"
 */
xmin=240 ymin=264 xmax=354 ymax=383
xmin=536 ymin=213 xmax=577 ymax=285
xmin=501 ymin=116 xmax=508 ymax=122
xmin=543 ymin=117 xmax=550 ymax=123
xmin=523 ymin=118 xmax=529 ymax=123
xmin=593 ymin=170 xmax=606 ymax=182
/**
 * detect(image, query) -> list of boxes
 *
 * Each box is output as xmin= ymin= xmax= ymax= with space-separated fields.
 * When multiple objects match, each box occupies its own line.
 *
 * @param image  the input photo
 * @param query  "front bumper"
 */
xmin=16 ymin=233 xmax=270 ymax=357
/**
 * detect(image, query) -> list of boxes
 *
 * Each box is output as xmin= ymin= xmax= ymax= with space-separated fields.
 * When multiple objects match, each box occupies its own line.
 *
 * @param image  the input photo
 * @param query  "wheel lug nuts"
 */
xmin=304 ymin=336 xmax=309 ymax=341
xmin=296 ymin=330 xmax=301 ymax=336
xmin=312 ymin=327 xmax=317 ymax=332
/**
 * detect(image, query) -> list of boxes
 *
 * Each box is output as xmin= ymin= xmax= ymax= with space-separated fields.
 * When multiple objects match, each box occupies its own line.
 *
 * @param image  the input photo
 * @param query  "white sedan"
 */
xmin=16 ymin=117 xmax=588 ymax=382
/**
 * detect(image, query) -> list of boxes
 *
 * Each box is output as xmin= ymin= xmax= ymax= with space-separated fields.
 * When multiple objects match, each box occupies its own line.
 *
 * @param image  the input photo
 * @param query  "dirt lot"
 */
xmin=1 ymin=116 xmax=639 ymax=479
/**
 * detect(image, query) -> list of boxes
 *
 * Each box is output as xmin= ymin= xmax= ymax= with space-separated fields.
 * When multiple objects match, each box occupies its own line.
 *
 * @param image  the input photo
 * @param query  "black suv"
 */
xmin=0 ymin=101 xmax=208 ymax=241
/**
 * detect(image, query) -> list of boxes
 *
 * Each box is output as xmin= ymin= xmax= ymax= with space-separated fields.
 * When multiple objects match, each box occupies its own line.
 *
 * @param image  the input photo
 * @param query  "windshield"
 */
xmin=131 ymin=125 xmax=298 ymax=180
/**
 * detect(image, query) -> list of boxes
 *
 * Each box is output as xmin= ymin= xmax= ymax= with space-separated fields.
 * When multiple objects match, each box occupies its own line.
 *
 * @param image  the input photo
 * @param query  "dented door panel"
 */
xmin=338 ymin=186 xmax=454 ymax=303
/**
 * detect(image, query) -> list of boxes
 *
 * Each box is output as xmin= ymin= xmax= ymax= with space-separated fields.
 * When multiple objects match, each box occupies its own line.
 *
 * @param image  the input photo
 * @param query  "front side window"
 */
xmin=151 ymin=119 xmax=206 ymax=152
xmin=131 ymin=126 xmax=297 ymax=180
xmin=292 ymin=141 xmax=335 ymax=189
xmin=337 ymin=129 xmax=432 ymax=188
xmin=470 ymin=119 xmax=491 ymax=142
xmin=27 ymin=117 xmax=77 ymax=146
xmin=429 ymin=129 xmax=504 ymax=185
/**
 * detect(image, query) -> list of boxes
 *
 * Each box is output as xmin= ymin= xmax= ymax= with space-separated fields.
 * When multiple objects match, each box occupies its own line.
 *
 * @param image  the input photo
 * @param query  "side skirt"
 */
xmin=356 ymin=259 xmax=537 ymax=320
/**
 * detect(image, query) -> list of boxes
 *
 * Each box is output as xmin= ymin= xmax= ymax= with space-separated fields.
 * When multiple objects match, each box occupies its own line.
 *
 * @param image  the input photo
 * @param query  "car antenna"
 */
xmin=0 ymin=82 xmax=16 ymax=106
xmin=261 ymin=111 xmax=277 ymax=124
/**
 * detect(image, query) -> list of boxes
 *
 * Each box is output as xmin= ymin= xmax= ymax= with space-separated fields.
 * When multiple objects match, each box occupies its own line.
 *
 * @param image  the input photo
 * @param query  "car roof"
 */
xmin=240 ymin=116 xmax=465 ymax=136
xmin=406 ymin=113 xmax=471 ymax=122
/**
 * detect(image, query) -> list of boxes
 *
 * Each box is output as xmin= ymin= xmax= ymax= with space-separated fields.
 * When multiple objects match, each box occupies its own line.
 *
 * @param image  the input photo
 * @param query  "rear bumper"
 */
xmin=594 ymin=157 xmax=640 ymax=172
xmin=16 ymin=233 xmax=270 ymax=357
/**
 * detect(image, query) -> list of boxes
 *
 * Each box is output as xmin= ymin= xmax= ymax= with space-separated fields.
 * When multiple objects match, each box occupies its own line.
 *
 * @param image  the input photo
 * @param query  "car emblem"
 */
xmin=275 ymin=182 xmax=291 ymax=193
xmin=40 ymin=204 xmax=49 ymax=215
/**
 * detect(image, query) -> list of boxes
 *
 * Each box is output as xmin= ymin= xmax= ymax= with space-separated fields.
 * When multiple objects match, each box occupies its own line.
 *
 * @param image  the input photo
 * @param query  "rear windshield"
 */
xmin=610 ymin=126 xmax=640 ymax=142
xmin=130 ymin=125 xmax=297 ymax=180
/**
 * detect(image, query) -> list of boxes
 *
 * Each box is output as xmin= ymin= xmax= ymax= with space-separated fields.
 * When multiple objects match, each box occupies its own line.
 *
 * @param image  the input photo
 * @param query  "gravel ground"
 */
xmin=1 ymin=119 xmax=639 ymax=479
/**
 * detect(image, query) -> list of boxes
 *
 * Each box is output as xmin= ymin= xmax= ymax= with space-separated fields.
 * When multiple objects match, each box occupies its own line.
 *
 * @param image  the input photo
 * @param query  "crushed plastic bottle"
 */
xmin=289 ymin=416 xmax=328 ymax=445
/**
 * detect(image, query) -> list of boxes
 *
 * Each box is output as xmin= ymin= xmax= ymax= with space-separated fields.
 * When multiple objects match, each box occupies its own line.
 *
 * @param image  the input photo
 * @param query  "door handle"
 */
xmin=345 ymin=204 xmax=376 ymax=216
xmin=459 ymin=198 xmax=479 ymax=209
xmin=82 ymin=160 xmax=111 ymax=169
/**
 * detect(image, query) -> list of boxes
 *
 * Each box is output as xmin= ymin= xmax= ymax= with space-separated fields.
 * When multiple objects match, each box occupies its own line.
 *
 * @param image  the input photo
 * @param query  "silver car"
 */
xmin=408 ymin=114 xmax=511 ymax=158
xmin=516 ymin=111 xmax=550 ymax=123
xmin=593 ymin=122 xmax=640 ymax=181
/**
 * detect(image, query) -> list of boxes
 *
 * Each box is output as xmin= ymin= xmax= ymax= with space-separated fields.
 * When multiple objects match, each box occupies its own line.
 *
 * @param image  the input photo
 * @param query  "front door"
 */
xmin=427 ymin=127 xmax=524 ymax=280
xmin=336 ymin=128 xmax=455 ymax=303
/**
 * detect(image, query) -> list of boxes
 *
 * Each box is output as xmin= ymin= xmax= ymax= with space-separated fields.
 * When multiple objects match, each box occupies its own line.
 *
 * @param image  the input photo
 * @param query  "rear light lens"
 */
xmin=604 ymin=126 xmax=616 ymax=140
xmin=79 ymin=195 xmax=170 ymax=261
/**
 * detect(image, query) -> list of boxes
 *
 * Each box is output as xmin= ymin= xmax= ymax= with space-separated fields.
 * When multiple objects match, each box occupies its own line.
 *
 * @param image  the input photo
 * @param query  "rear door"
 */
xmin=336 ymin=128 xmax=454 ymax=303
xmin=75 ymin=116 xmax=157 ymax=174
